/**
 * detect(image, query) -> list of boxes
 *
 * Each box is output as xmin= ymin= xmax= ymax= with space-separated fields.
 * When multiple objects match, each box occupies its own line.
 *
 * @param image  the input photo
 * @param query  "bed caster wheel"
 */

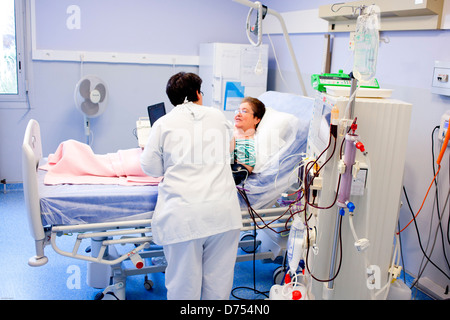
xmin=272 ymin=266 xmax=287 ymax=285
xmin=94 ymin=291 xmax=119 ymax=300
xmin=144 ymin=276 xmax=153 ymax=290
xmin=240 ymin=233 xmax=259 ymax=253
xmin=144 ymin=279 xmax=153 ymax=290
xmin=94 ymin=292 xmax=104 ymax=300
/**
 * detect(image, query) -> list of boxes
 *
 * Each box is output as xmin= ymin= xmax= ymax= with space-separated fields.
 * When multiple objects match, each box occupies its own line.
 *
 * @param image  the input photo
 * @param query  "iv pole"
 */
xmin=232 ymin=0 xmax=308 ymax=97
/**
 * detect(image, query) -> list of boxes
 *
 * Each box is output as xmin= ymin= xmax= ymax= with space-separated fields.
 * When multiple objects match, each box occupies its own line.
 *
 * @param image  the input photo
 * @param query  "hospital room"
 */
xmin=1 ymin=0 xmax=450 ymax=304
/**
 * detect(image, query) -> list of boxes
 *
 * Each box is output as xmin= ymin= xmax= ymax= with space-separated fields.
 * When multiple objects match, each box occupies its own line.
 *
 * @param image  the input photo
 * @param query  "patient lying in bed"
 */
xmin=39 ymin=92 xmax=313 ymax=204
xmin=32 ymin=92 xmax=313 ymax=227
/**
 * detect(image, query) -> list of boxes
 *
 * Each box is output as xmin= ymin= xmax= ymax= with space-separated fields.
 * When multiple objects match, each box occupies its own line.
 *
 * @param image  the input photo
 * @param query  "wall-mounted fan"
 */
xmin=74 ymin=75 xmax=108 ymax=144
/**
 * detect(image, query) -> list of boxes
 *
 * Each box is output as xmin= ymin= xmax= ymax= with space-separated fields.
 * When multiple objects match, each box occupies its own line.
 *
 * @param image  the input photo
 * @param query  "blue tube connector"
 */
xmin=346 ymin=201 xmax=355 ymax=213
xmin=339 ymin=208 xmax=346 ymax=216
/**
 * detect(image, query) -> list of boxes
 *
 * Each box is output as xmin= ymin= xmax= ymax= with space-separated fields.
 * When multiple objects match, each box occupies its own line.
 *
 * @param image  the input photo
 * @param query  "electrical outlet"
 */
xmin=431 ymin=61 xmax=450 ymax=96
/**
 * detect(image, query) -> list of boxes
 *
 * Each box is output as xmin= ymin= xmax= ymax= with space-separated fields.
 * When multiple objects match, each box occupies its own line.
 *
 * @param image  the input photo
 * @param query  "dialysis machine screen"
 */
xmin=307 ymin=96 xmax=332 ymax=158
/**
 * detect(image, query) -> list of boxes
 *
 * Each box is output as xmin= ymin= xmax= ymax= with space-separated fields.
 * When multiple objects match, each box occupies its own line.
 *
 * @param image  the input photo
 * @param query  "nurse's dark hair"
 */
xmin=242 ymin=96 xmax=265 ymax=128
xmin=166 ymin=72 xmax=202 ymax=106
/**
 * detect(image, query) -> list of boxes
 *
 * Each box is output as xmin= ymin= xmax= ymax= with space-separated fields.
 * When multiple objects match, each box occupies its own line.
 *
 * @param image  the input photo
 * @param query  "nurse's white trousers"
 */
xmin=163 ymin=229 xmax=240 ymax=300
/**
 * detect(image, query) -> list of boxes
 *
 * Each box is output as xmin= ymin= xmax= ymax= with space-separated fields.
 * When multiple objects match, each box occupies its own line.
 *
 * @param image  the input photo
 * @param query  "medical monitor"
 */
xmin=307 ymin=96 xmax=332 ymax=158
xmin=147 ymin=103 xmax=166 ymax=126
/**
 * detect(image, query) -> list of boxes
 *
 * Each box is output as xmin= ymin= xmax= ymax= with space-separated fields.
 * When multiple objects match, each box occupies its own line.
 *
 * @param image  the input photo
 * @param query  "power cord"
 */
xmin=231 ymin=188 xmax=270 ymax=300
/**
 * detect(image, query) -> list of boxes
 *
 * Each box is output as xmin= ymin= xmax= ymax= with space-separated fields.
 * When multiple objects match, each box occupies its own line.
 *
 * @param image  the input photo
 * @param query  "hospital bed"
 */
xmin=22 ymin=91 xmax=314 ymax=299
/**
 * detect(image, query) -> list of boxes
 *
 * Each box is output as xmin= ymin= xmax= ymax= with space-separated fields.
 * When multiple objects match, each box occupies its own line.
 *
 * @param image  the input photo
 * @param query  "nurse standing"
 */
xmin=140 ymin=72 xmax=242 ymax=300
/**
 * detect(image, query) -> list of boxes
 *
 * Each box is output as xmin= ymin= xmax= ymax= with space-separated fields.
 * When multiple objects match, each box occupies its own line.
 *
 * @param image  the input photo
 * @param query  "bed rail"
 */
xmin=22 ymin=119 xmax=48 ymax=266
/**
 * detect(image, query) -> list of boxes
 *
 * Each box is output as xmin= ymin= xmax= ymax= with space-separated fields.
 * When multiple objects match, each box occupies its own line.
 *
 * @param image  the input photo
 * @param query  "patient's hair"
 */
xmin=166 ymin=72 xmax=202 ymax=106
xmin=242 ymin=96 xmax=266 ymax=129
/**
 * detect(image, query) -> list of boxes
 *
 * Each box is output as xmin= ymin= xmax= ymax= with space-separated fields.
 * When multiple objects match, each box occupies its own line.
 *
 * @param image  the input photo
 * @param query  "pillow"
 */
xmin=253 ymin=106 xmax=300 ymax=173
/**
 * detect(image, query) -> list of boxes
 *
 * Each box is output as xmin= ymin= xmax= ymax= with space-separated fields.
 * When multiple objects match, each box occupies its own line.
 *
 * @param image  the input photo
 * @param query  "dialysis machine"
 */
xmin=273 ymin=4 xmax=414 ymax=300
xmin=302 ymin=87 xmax=412 ymax=299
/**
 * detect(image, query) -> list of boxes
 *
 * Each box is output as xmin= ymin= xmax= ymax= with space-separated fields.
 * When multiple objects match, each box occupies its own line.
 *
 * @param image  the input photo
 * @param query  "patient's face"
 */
xmin=234 ymin=102 xmax=261 ymax=134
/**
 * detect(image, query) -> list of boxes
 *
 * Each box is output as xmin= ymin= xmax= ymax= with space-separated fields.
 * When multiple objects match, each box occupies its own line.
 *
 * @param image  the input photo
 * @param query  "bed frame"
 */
xmin=22 ymin=119 xmax=293 ymax=300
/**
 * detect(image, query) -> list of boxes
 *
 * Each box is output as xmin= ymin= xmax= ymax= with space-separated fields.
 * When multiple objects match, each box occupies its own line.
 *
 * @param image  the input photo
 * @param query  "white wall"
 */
xmin=263 ymin=0 xmax=450 ymax=296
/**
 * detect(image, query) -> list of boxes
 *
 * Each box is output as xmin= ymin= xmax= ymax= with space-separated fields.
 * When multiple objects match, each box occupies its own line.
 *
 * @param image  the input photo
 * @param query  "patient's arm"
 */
xmin=237 ymin=161 xmax=253 ymax=174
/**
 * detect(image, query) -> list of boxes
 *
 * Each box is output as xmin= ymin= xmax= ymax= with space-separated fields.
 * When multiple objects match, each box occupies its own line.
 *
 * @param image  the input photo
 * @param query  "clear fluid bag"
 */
xmin=353 ymin=5 xmax=380 ymax=82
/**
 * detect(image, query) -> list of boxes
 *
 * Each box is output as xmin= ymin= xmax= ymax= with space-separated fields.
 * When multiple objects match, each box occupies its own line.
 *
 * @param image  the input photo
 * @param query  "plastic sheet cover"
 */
xmin=38 ymin=169 xmax=158 ymax=225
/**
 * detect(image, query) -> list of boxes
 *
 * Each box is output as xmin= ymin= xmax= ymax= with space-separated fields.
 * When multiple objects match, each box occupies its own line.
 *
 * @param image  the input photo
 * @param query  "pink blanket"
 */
xmin=40 ymin=140 xmax=162 ymax=186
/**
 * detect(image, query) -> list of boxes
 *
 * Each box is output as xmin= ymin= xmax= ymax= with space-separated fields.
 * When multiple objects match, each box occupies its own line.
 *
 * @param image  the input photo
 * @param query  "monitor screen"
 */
xmin=147 ymin=103 xmax=166 ymax=126
xmin=306 ymin=97 xmax=332 ymax=159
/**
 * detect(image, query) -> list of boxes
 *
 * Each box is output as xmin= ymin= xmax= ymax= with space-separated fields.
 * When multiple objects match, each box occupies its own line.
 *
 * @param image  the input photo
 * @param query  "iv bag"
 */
xmin=353 ymin=5 xmax=380 ymax=82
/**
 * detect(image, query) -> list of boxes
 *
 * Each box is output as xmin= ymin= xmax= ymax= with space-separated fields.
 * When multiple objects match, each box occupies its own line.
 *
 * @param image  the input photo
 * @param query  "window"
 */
xmin=0 ymin=0 xmax=26 ymax=103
